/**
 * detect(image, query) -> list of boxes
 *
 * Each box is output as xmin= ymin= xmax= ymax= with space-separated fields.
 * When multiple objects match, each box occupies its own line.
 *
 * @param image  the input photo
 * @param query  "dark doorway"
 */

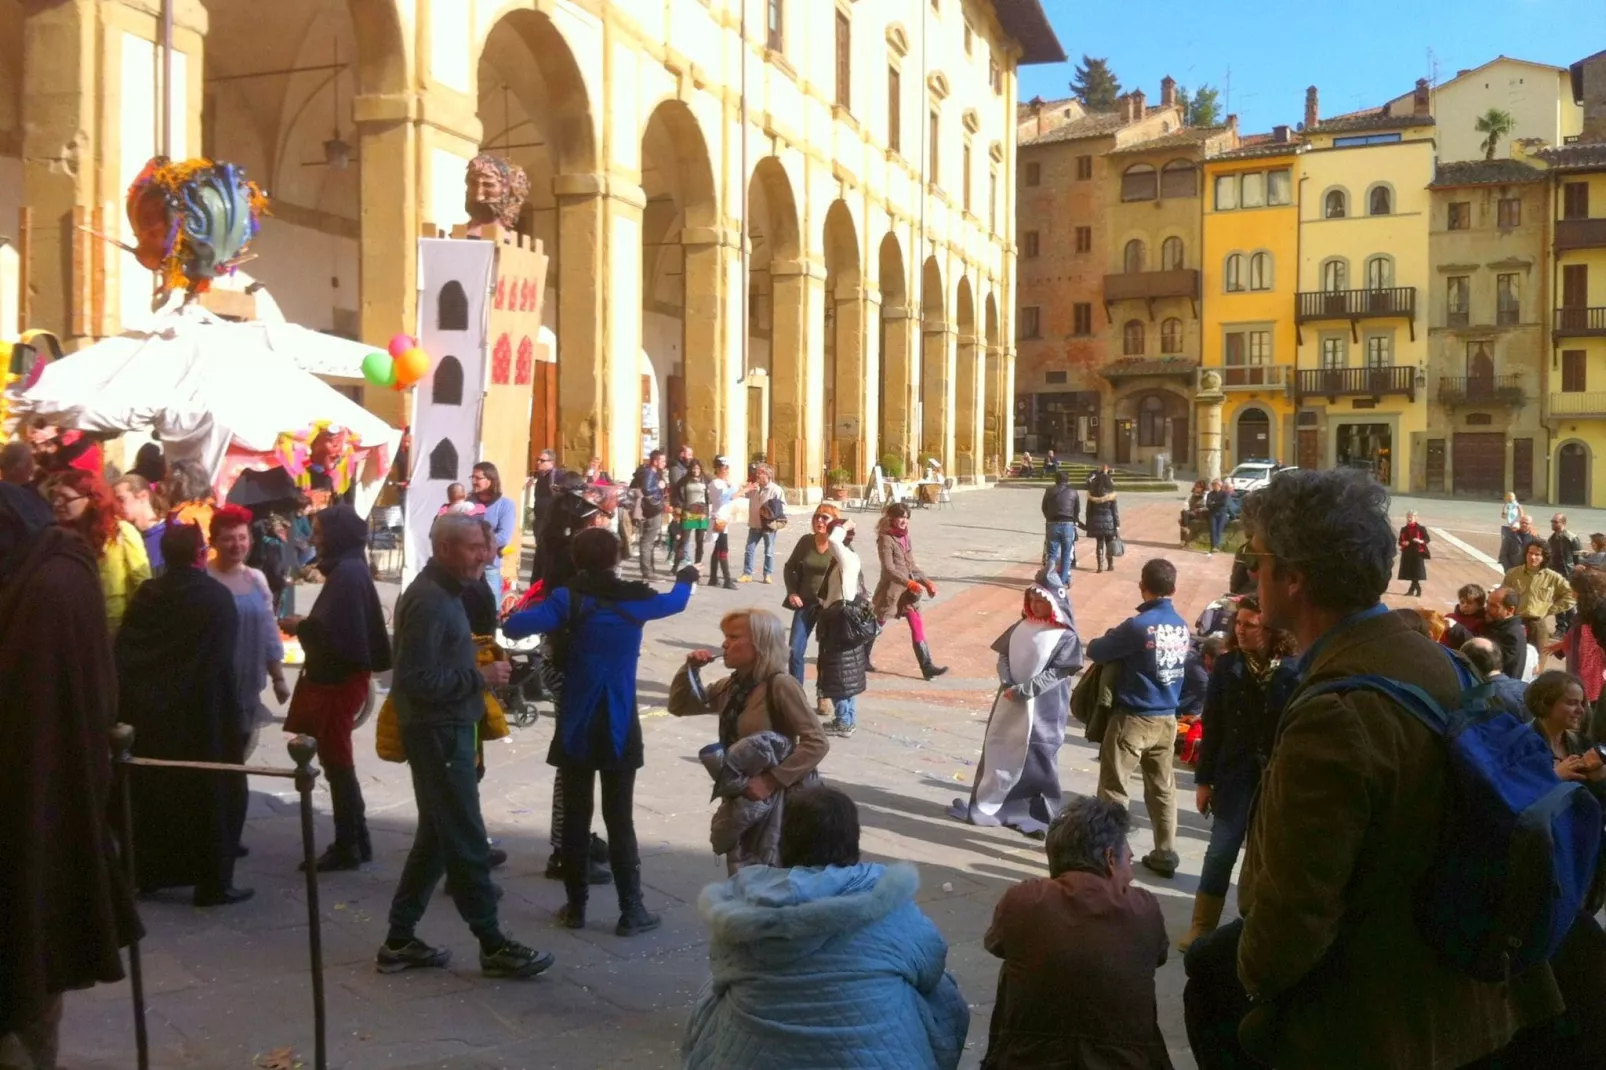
xmin=1513 ymin=438 xmax=1533 ymax=502
xmin=1336 ymin=423 xmax=1392 ymax=485
xmin=1426 ymin=439 xmax=1445 ymax=493
xmin=1115 ymin=419 xmax=1133 ymax=464
xmin=1559 ymin=443 xmax=1588 ymax=506
xmin=1171 ymin=410 xmax=1189 ymax=465
xmin=1236 ymin=409 xmax=1271 ymax=461
xmin=1452 ymin=433 xmax=1504 ymax=497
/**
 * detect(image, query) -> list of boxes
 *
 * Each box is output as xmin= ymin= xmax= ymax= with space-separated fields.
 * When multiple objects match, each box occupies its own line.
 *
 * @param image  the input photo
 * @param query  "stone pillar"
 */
xmin=831 ymin=280 xmax=869 ymax=481
xmin=1003 ymin=347 xmax=1018 ymax=467
xmin=954 ymin=330 xmax=984 ymax=483
xmin=801 ymin=264 xmax=827 ymax=501
xmin=681 ymin=225 xmax=736 ymax=464
xmin=769 ymin=258 xmax=809 ymax=495
xmin=921 ymin=322 xmax=955 ymax=474
xmin=353 ymin=95 xmax=423 ymax=427
xmin=983 ymin=345 xmax=1002 ymax=478
xmin=1196 ymin=370 xmax=1226 ymax=480
xmin=861 ymin=286 xmax=882 ymax=482
xmin=552 ymin=173 xmax=609 ymax=471
xmin=603 ymin=180 xmax=647 ymax=480
xmin=879 ymin=303 xmax=916 ymax=474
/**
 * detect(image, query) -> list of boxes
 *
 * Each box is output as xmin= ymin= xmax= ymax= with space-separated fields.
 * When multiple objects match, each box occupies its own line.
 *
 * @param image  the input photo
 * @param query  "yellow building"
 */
xmin=1538 ymin=49 xmax=1606 ymax=506
xmin=1383 ymin=57 xmax=1582 ymax=166
xmin=1200 ymin=131 xmax=1303 ymax=470
xmin=1 ymin=0 xmax=1062 ymax=496
xmin=1292 ymin=84 xmax=1436 ymax=491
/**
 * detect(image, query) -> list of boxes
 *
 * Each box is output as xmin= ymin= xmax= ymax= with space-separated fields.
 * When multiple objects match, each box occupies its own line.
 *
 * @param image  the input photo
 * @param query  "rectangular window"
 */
xmin=1267 ymin=169 xmax=1292 ymax=205
xmin=1365 ymin=334 xmax=1392 ymax=368
xmin=1446 ymin=275 xmax=1469 ymax=327
xmin=1333 ymin=132 xmax=1403 ymax=147
xmin=1073 ymin=303 xmax=1093 ymax=335
xmin=766 ymin=0 xmax=783 ymax=51
xmin=1024 ymin=160 xmax=1040 ymax=186
xmin=989 ymin=171 xmax=997 ymax=233
xmin=834 ymin=11 xmax=851 ymax=110
xmin=1497 ymin=273 xmax=1520 ymax=326
xmin=1214 ymin=174 xmax=1238 ymax=211
xmin=1564 ymin=182 xmax=1590 ymax=221
xmin=1076 ymin=155 xmax=1093 ymax=181
xmin=929 ymin=110 xmax=940 ymax=186
xmin=1240 ymin=171 xmax=1266 ymax=209
xmin=1224 ymin=331 xmax=1245 ymax=365
xmin=1448 ymin=201 xmax=1471 ymax=230
xmin=1019 ymin=306 xmax=1040 ymax=340
xmin=1045 ymin=370 xmax=1068 ymax=385
xmin=1023 ymin=230 xmax=1039 ymax=258
xmin=1563 ymin=350 xmax=1587 ymax=392
xmin=1074 ymin=226 xmax=1092 ymax=253
xmin=1497 ymin=197 xmax=1521 ymax=228
xmin=1248 ymin=330 xmax=1270 ymax=365
xmin=1320 ymin=337 xmax=1346 ymax=369
xmin=887 ymin=67 xmax=901 ymax=152
xmin=963 ymin=142 xmax=972 ymax=212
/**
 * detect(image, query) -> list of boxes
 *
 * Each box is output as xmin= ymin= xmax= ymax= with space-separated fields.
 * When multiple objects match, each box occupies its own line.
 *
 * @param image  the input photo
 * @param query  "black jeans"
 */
xmin=559 ymin=766 xmax=639 ymax=907
xmin=1183 ymin=919 xmax=1266 ymax=1070
xmin=637 ymin=514 xmax=663 ymax=578
xmin=386 ymin=721 xmax=501 ymax=944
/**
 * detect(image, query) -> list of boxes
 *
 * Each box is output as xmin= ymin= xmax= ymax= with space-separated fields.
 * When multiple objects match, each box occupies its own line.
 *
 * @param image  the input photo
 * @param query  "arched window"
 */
xmin=1324 ymin=189 xmax=1347 ymax=219
xmin=1365 ymin=255 xmax=1393 ymax=290
xmin=437 ymin=281 xmax=469 ymax=332
xmin=1121 ymin=164 xmax=1157 ymax=202
xmin=1122 ymin=319 xmax=1145 ymax=355
xmin=428 ymin=438 xmax=459 ymax=481
xmin=1160 ymin=317 xmax=1183 ymax=354
xmin=1138 ymin=394 xmax=1166 ymax=447
xmin=1161 ymin=236 xmax=1184 ymax=271
xmin=1368 ymin=185 xmax=1392 ymax=216
xmin=1160 ymin=160 xmax=1197 ymax=198
xmin=1123 ymin=239 xmax=1146 ymax=274
xmin=1248 ymin=252 xmax=1272 ymax=291
xmin=1224 ymin=253 xmax=1244 ymax=292
xmin=1321 ymin=258 xmax=1348 ymax=292
xmin=432 ymin=355 xmax=465 ymax=406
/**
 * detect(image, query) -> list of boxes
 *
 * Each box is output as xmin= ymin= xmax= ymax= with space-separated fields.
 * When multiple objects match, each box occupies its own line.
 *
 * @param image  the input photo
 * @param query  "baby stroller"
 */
xmin=494 ymin=582 xmax=549 ymax=728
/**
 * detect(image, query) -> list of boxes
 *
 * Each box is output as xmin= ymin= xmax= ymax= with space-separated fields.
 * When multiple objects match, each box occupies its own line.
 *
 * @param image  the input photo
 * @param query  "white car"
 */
xmin=1224 ymin=461 xmax=1294 ymax=494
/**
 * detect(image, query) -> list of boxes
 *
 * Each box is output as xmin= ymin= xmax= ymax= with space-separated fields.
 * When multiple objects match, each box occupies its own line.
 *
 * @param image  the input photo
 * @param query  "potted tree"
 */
xmin=826 ymin=468 xmax=853 ymax=502
xmin=879 ymin=453 xmax=905 ymax=481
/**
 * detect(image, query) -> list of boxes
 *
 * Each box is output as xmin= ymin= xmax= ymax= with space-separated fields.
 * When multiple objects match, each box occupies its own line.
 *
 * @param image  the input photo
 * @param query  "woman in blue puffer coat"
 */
xmin=683 ymin=786 xmax=968 ymax=1070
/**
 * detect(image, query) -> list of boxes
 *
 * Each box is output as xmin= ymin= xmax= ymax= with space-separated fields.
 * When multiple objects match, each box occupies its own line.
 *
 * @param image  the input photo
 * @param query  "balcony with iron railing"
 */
xmin=1198 ymin=364 xmax=1293 ymax=391
xmin=1296 ymin=286 xmax=1417 ymax=322
xmin=1555 ymin=307 xmax=1606 ymax=338
xmin=1549 ymin=392 xmax=1606 ymax=418
xmin=1438 ymin=374 xmax=1525 ymax=407
xmin=1555 ymin=218 xmax=1606 ymax=253
xmin=1294 ymin=364 xmax=1417 ymax=401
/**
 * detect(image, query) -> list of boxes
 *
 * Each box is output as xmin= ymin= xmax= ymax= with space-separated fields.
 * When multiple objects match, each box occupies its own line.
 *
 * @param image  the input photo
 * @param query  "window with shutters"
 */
xmin=1160 ymin=317 xmax=1183 ymax=354
xmin=1225 ymin=331 xmax=1245 ymax=365
xmin=834 ymin=11 xmax=850 ymax=110
xmin=1160 ymin=160 xmax=1196 ymax=198
xmin=1019 ymin=306 xmax=1040 ymax=339
xmin=1076 ymin=155 xmax=1093 ymax=181
xmin=1075 ymin=226 xmax=1092 ymax=253
xmin=1161 ymin=236 xmax=1184 ymax=271
xmin=887 ymin=67 xmax=901 ymax=152
xmin=1123 ymin=320 xmax=1145 ymax=355
xmin=1448 ymin=202 xmax=1471 ymax=230
xmin=1024 ymin=160 xmax=1040 ymax=186
xmin=1563 ymin=350 xmax=1587 ymax=392
xmin=1073 ymin=303 xmax=1093 ymax=336
xmin=1023 ymin=230 xmax=1039 ymax=258
xmin=1497 ymin=274 xmax=1520 ymax=326
xmin=1446 ymin=276 xmax=1469 ymax=327
xmin=1564 ymin=182 xmax=1589 ymax=221
xmin=766 ymin=0 xmax=783 ymax=51
xmin=1121 ymin=164 xmax=1157 ymax=202
xmin=1497 ymin=198 xmax=1520 ymax=228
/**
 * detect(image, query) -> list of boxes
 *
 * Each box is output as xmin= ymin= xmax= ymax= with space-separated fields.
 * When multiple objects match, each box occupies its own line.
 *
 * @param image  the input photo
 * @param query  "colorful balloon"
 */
xmin=387 ymin=333 xmax=416 ymax=359
xmin=360 ymin=351 xmax=396 ymax=388
xmin=393 ymin=346 xmax=431 ymax=387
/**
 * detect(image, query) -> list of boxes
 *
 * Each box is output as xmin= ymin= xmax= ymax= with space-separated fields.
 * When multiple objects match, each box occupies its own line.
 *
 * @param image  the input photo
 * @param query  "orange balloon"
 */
xmin=393 ymin=346 xmax=431 ymax=387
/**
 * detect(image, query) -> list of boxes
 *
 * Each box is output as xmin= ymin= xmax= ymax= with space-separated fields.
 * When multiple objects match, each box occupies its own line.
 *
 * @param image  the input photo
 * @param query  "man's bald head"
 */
xmin=1461 ymin=637 xmax=1502 ymax=678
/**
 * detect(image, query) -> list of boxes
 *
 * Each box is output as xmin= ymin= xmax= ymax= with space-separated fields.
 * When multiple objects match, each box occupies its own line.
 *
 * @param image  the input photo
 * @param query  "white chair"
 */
xmin=936 ymin=477 xmax=955 ymax=509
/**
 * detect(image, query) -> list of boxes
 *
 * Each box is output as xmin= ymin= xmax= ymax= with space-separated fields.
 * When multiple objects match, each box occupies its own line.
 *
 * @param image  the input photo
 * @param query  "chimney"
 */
xmin=1413 ymin=77 xmax=1431 ymax=116
xmin=1119 ymin=93 xmax=1134 ymax=123
xmin=1227 ymin=114 xmax=1239 ymax=136
xmin=1304 ymin=86 xmax=1319 ymax=131
xmin=1131 ymin=88 xmax=1147 ymax=119
xmin=1030 ymin=96 xmax=1045 ymax=138
xmin=1273 ymin=124 xmax=1291 ymax=143
xmin=1456 ymin=69 xmax=1472 ymax=78
xmin=1160 ymin=76 xmax=1177 ymax=109
xmin=1583 ymin=53 xmax=1606 ymax=141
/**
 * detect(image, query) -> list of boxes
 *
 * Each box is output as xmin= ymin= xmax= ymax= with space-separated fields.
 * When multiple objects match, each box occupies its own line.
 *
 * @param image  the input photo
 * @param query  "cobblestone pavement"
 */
xmin=60 ymin=482 xmax=1518 ymax=1069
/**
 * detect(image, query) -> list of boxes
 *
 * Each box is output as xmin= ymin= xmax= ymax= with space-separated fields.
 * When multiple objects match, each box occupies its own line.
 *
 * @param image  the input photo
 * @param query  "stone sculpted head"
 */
xmin=465 ymin=153 xmax=531 ymax=230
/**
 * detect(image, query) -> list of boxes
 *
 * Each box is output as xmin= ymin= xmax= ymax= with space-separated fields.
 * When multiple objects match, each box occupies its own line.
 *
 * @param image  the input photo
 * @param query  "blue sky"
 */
xmin=1016 ymin=0 xmax=1583 ymax=134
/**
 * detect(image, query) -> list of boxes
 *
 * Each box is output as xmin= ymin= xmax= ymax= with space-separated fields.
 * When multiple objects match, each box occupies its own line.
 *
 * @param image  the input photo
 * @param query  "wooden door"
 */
xmin=1513 ymin=438 xmax=1533 ymax=501
xmin=527 ymin=360 xmax=558 ymax=472
xmin=1559 ymin=443 xmax=1589 ymax=506
xmin=1171 ymin=411 xmax=1189 ymax=465
xmin=1563 ymin=264 xmax=1589 ymax=310
xmin=1297 ymin=428 xmax=1319 ymax=469
xmin=666 ymin=374 xmax=686 ymax=457
xmin=1426 ymin=439 xmax=1445 ymax=493
xmin=1115 ymin=419 xmax=1133 ymax=464
xmin=1452 ymin=433 xmax=1505 ymax=497
xmin=1237 ymin=410 xmax=1271 ymax=460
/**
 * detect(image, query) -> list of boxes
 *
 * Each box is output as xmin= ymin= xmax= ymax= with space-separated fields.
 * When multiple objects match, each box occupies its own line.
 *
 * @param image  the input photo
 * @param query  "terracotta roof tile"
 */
xmin=1106 ymin=126 xmax=1229 ymax=155
xmin=1312 ymin=112 xmax=1434 ymax=134
xmin=1019 ymin=111 xmax=1132 ymax=147
xmin=1534 ymin=141 xmax=1606 ymax=171
xmin=1214 ymin=138 xmax=1304 ymax=161
xmin=1430 ymin=159 xmax=1546 ymax=187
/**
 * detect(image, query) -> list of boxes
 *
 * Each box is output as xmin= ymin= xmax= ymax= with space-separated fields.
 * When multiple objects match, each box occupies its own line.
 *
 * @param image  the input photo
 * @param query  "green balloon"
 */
xmin=361 ymin=351 xmax=396 ymax=388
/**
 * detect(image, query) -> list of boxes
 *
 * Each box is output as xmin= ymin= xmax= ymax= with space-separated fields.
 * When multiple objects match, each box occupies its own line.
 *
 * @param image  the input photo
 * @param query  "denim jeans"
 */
xmin=789 ymin=607 xmax=818 ymax=683
xmin=636 ymin=514 xmax=663 ymax=578
xmin=1044 ymin=521 xmax=1078 ymax=586
xmin=744 ymin=529 xmax=776 ymax=578
xmin=1197 ymin=780 xmax=1252 ymax=897
xmin=386 ymin=721 xmax=502 ymax=945
xmin=1209 ymin=511 xmax=1230 ymax=551
xmin=831 ymin=696 xmax=857 ymax=727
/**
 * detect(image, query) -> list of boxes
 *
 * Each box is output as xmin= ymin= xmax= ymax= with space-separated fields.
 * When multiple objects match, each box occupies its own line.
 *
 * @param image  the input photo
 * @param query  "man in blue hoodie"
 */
xmin=1088 ymin=558 xmax=1190 ymax=878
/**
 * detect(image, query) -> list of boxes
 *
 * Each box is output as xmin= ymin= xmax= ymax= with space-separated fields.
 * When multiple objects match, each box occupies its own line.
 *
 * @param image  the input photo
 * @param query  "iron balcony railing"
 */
xmin=1438 ymin=374 xmax=1525 ymax=406
xmin=1296 ymin=286 xmax=1417 ymax=321
xmin=1295 ymin=364 xmax=1417 ymax=401
xmin=1555 ymin=307 xmax=1606 ymax=337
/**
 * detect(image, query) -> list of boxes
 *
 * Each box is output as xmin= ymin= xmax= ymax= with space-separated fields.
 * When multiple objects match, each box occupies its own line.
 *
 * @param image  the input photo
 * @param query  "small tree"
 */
xmin=1475 ymin=108 xmax=1516 ymax=160
xmin=1177 ymin=85 xmax=1222 ymax=127
xmin=1071 ymin=56 xmax=1122 ymax=111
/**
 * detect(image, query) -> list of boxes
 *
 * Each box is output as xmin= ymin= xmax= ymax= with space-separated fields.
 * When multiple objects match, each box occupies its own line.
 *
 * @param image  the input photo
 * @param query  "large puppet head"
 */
xmin=465 ymin=153 xmax=531 ymax=231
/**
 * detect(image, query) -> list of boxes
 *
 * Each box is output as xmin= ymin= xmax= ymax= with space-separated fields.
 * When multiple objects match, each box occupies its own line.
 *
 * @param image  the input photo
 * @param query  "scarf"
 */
xmin=719 ymin=673 xmax=762 ymax=749
xmin=1242 ymin=648 xmax=1275 ymax=686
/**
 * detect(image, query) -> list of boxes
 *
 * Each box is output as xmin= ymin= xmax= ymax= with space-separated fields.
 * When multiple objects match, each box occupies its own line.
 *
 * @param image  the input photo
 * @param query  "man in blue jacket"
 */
xmin=1088 ymin=558 xmax=1190 ymax=878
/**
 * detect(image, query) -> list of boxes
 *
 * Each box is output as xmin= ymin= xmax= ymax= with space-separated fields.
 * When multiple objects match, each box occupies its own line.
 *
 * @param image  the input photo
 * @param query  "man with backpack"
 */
xmin=1183 ymin=468 xmax=1567 ymax=1069
xmin=629 ymin=450 xmax=669 ymax=580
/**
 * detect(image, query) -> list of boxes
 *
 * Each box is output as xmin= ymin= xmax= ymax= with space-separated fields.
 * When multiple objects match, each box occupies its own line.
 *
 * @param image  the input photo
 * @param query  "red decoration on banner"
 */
xmin=521 ymin=279 xmax=536 ymax=311
xmin=515 ymin=336 xmax=534 ymax=385
xmin=491 ymin=333 xmax=512 ymax=384
xmin=494 ymin=277 xmax=506 ymax=310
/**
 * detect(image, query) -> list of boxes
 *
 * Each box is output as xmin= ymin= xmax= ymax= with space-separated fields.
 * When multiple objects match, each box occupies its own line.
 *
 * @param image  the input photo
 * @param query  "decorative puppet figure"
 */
xmin=464 ymin=153 xmax=531 ymax=236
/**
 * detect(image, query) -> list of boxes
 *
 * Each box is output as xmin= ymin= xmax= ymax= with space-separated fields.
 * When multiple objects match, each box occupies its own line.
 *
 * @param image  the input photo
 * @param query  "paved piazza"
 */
xmin=61 ymin=483 xmax=1599 ymax=1070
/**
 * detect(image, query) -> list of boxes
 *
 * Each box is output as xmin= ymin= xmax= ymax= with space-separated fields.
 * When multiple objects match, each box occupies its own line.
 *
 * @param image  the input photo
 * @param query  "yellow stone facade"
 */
xmin=4 ymin=0 xmax=1061 ymax=498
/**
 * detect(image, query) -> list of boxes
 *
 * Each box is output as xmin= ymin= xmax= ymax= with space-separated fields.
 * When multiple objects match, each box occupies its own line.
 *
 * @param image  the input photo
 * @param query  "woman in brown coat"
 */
xmin=872 ymin=503 xmax=947 ymax=680
xmin=669 ymin=608 xmax=829 ymax=870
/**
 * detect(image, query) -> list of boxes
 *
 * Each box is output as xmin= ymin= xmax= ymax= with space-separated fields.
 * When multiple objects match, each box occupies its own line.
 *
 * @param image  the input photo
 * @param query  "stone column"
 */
xmin=769 ymin=258 xmax=809 ymax=495
xmin=921 ymin=322 xmax=955 ymax=474
xmin=352 ymin=95 xmax=423 ymax=427
xmin=602 ymin=180 xmax=647 ymax=480
xmin=1196 ymin=370 xmax=1226 ymax=480
xmin=983 ymin=345 xmax=1001 ymax=480
xmin=1003 ymin=347 xmax=1018 ymax=467
xmin=879 ymin=303 xmax=916 ymax=474
xmin=831 ymin=280 xmax=869 ymax=481
xmin=954 ymin=329 xmax=984 ymax=483
xmin=681 ymin=225 xmax=737 ymax=464
xmin=551 ymin=173 xmax=610 ymax=470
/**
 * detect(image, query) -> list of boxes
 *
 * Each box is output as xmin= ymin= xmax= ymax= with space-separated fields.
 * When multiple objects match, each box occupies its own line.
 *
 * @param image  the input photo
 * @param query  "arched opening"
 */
xmin=1124 ymin=239 xmax=1147 ymax=274
xmin=1321 ymin=258 xmax=1348 ymax=292
xmin=1236 ymin=407 xmax=1272 ymax=461
xmin=1160 ymin=317 xmax=1183 ymax=354
xmin=428 ymin=438 xmax=460 ymax=481
xmin=822 ymin=200 xmax=866 ymax=480
xmin=433 ymin=355 xmax=465 ymax=405
xmin=1121 ymin=163 xmax=1157 ymax=202
xmin=878 ymin=234 xmax=911 ymax=475
xmin=983 ymin=292 xmax=1002 ymax=476
xmin=748 ymin=156 xmax=806 ymax=489
xmin=1161 ymin=236 xmax=1184 ymax=271
xmin=1559 ymin=442 xmax=1590 ymax=506
xmin=640 ymin=99 xmax=720 ymax=463
xmin=954 ymin=277 xmax=979 ymax=481
xmin=1325 ymin=188 xmax=1347 ymax=218
xmin=437 ymin=281 xmax=468 ymax=331
xmin=1123 ymin=319 xmax=1145 ymax=356
xmin=920 ymin=256 xmax=947 ymax=469
xmin=1368 ymin=185 xmax=1392 ymax=216
xmin=1365 ymin=255 xmax=1393 ymax=290
xmin=1115 ymin=388 xmax=1189 ymax=466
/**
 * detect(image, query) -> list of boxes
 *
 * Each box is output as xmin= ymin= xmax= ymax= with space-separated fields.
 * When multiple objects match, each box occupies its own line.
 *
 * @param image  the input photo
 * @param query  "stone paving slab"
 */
xmin=58 ymin=483 xmax=1511 ymax=1069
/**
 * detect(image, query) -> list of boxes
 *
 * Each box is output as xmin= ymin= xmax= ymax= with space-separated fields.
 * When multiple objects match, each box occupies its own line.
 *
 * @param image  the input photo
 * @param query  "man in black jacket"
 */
xmin=1041 ymin=471 xmax=1080 ymax=586
xmin=1482 ymin=586 xmax=1529 ymax=680
xmin=378 ymin=514 xmax=554 ymax=980
xmin=1205 ymin=479 xmax=1233 ymax=555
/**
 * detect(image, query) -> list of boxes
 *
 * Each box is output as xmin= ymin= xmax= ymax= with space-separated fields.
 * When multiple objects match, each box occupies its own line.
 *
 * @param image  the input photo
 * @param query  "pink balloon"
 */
xmin=387 ymin=333 xmax=415 ymax=359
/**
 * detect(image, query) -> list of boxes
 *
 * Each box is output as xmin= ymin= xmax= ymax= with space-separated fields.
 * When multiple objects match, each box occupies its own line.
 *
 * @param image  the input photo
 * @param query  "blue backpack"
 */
xmin=1304 ymin=659 xmax=1602 ymax=982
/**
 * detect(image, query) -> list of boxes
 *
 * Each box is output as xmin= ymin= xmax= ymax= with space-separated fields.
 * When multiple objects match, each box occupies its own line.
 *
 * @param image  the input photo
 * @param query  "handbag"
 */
xmin=1109 ymin=535 xmax=1126 ymax=559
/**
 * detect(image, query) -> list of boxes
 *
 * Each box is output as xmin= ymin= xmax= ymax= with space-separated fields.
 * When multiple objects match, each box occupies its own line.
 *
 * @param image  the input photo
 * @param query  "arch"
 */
xmin=1235 ymin=405 xmax=1273 ymax=461
xmin=1160 ymin=159 xmax=1197 ymax=198
xmin=1161 ymin=236 xmax=1184 ymax=271
xmin=1160 ymin=317 xmax=1183 ymax=354
xmin=1323 ymin=187 xmax=1348 ymax=219
xmin=476 ymin=8 xmax=598 ymax=176
xmin=823 ymin=199 xmax=866 ymax=479
xmin=1124 ymin=239 xmax=1147 ymax=274
xmin=1123 ymin=319 xmax=1146 ymax=356
xmin=921 ymin=256 xmax=945 ymax=325
xmin=1367 ymin=182 xmax=1393 ymax=216
xmin=1122 ymin=163 xmax=1158 ymax=202
xmin=433 ymin=355 xmax=465 ymax=406
xmin=1224 ymin=253 xmax=1244 ymax=292
xmin=1558 ymin=440 xmax=1591 ymax=506
xmin=346 ymin=0 xmax=410 ymax=95
xmin=1364 ymin=254 xmax=1394 ymax=290
xmin=1248 ymin=250 xmax=1272 ymax=291
xmin=437 ymin=280 xmax=468 ymax=331
xmin=1320 ymin=256 xmax=1349 ymax=292
xmin=428 ymin=438 xmax=460 ymax=481
xmin=919 ymin=256 xmax=949 ymax=468
xmin=879 ymin=232 xmax=912 ymax=471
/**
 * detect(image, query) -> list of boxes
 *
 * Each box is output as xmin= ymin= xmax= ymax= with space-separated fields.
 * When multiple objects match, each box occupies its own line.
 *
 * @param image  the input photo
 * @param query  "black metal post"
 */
xmin=288 ymin=735 xmax=327 ymax=1070
xmin=108 ymin=724 xmax=150 ymax=1070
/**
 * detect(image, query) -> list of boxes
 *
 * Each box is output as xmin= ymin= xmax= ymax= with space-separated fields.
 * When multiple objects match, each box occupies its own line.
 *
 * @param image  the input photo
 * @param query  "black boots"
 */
xmin=544 ymin=833 xmax=613 ymax=885
xmin=914 ymin=641 xmax=948 ymax=680
xmin=708 ymin=550 xmax=736 ymax=588
xmin=301 ymin=764 xmax=369 ymax=872
xmin=614 ymin=863 xmax=661 ymax=937
xmin=866 ymin=634 xmax=880 ymax=673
